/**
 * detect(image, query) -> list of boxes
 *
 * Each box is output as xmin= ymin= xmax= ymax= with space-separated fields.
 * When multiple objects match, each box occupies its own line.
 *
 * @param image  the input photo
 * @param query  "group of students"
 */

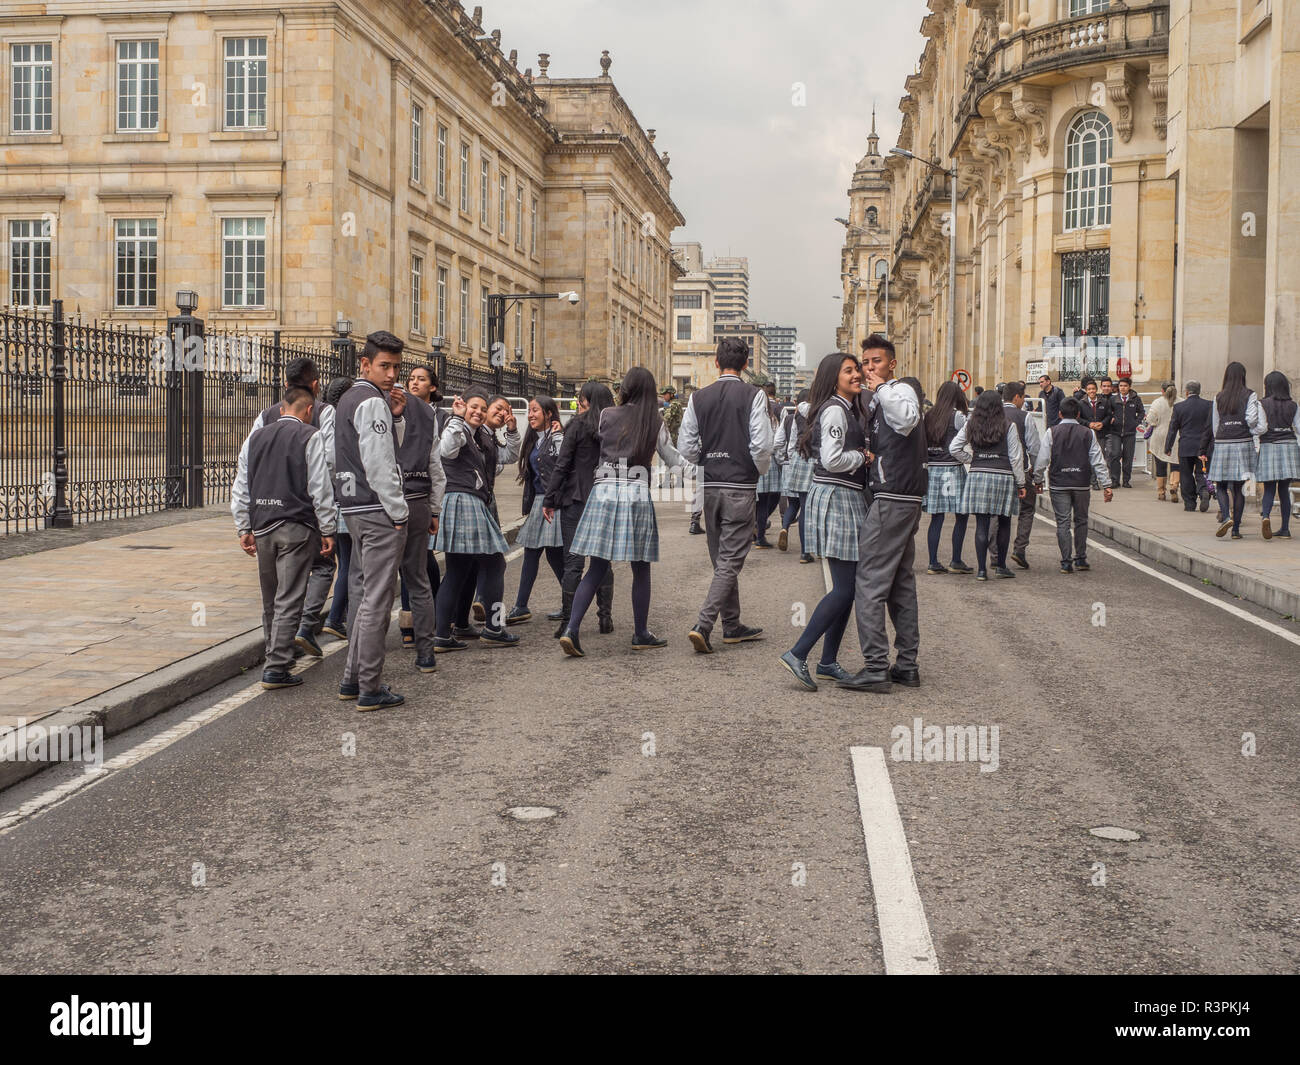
xmin=232 ymin=331 xmax=702 ymax=707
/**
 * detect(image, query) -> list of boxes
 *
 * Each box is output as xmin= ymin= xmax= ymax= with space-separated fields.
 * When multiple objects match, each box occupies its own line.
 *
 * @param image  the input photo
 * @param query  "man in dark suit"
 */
xmin=1038 ymin=373 xmax=1066 ymax=428
xmin=1163 ymin=380 xmax=1213 ymax=512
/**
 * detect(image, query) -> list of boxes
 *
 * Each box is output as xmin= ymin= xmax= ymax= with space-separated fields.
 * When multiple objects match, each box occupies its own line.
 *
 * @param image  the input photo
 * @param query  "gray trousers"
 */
xmin=1013 ymin=481 xmax=1037 ymax=555
xmin=344 ymin=510 xmax=405 ymax=693
xmin=696 ymin=487 xmax=756 ymax=634
xmin=255 ymin=522 xmax=320 ymax=671
xmin=854 ymin=497 xmax=922 ymax=672
xmin=398 ymin=495 xmax=436 ymax=659
xmin=300 ymin=551 xmax=335 ymax=633
xmin=1050 ymin=489 xmax=1091 ymax=563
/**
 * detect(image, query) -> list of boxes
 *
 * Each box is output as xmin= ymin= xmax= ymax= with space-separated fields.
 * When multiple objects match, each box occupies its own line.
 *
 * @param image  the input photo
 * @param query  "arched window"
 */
xmin=866 ymin=206 xmax=879 ymax=228
xmin=1064 ymin=110 xmax=1112 ymax=231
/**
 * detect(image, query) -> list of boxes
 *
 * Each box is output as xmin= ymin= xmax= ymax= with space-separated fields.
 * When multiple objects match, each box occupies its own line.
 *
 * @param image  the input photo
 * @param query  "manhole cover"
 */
xmin=505 ymin=806 xmax=558 ymax=821
xmin=1089 ymin=826 xmax=1141 ymax=841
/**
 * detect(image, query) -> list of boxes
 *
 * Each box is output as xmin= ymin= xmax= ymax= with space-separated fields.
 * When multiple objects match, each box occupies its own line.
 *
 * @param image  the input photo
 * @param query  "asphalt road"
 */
xmin=1 ymin=499 xmax=1298 ymax=974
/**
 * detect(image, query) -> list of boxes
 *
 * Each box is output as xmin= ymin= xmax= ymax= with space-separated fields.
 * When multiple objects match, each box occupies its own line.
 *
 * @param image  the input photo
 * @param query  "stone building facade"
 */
xmin=0 ymin=0 xmax=682 ymax=385
xmin=841 ymin=0 xmax=1174 ymax=399
xmin=668 ymin=242 xmax=717 ymax=391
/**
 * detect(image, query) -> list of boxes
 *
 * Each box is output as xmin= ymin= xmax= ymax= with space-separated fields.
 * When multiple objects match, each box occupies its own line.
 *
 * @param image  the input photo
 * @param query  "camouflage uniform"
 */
xmin=662 ymin=398 xmax=684 ymax=444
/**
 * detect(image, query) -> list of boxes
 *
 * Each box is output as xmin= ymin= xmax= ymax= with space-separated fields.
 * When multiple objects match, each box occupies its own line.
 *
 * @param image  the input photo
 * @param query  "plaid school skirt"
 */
xmin=757 ymin=463 xmax=782 ymax=495
xmin=961 ymin=470 xmax=1017 ymax=517
xmin=518 ymin=497 xmax=564 ymax=549
xmin=1208 ymin=440 xmax=1256 ymax=483
xmin=433 ymin=492 xmax=508 ymax=555
xmin=781 ymin=454 xmax=814 ymax=496
xmin=1256 ymin=440 xmax=1300 ymax=482
xmin=571 ymin=479 xmax=660 ymax=562
xmin=804 ymin=481 xmax=868 ymax=561
xmin=923 ymin=464 xmax=967 ymax=514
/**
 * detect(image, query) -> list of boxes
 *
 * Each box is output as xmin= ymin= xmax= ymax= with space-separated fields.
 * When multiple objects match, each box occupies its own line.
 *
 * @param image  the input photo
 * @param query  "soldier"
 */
xmin=661 ymin=387 xmax=684 ymax=443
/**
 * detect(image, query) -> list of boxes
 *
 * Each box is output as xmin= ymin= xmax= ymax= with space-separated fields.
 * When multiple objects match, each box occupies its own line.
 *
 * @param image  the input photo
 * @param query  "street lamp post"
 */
xmin=488 ymin=290 xmax=580 ymax=392
xmin=889 ymin=149 xmax=957 ymax=381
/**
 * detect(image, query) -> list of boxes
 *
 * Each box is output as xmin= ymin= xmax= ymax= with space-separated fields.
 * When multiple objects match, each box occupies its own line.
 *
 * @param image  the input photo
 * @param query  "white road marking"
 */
xmin=1030 ymin=526 xmax=1300 ymax=648
xmin=849 ymin=746 xmax=940 ymax=975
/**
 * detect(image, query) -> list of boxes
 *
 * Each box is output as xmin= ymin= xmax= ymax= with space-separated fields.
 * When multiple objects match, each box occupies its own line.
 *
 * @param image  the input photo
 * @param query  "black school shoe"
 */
xmin=815 ymin=662 xmax=854 ymax=683
xmin=559 ymin=628 xmax=584 ymax=657
xmin=688 ymin=520 xmax=704 ymax=535
xmin=1074 ymin=559 xmax=1091 ymax=571
xmin=357 ymin=685 xmax=404 ymax=711
xmin=480 ymin=628 xmax=521 ymax=647
xmin=1009 ymin=552 xmax=1029 ymax=570
xmin=993 ymin=566 xmax=1016 ymax=579
xmin=433 ymin=636 xmax=468 ymax=653
xmin=688 ymin=628 xmax=714 ymax=654
xmin=836 ymin=668 xmax=892 ymax=693
xmin=599 ymin=616 xmax=614 ymax=634
xmin=415 ymin=656 xmax=438 ymax=674
xmin=948 ymin=561 xmax=974 ymax=574
xmin=780 ymin=651 xmax=817 ymax=691
xmin=547 ymin=608 xmax=565 ymax=621
xmin=890 ymin=664 xmax=921 ymax=688
xmin=926 ymin=563 xmax=948 ymax=575
xmin=452 ymin=624 xmax=482 ymax=640
xmin=799 ymin=553 xmax=815 ymax=564
xmin=261 ymin=669 xmax=302 ymax=690
xmin=338 ymin=681 xmax=360 ymax=701
xmin=722 ymin=624 xmax=764 ymax=644
xmin=632 ymin=632 xmax=667 ymax=650
xmin=506 ymin=606 xmax=531 ymax=624
xmin=1059 ymin=561 xmax=1074 ymax=574
xmin=295 ymin=629 xmax=323 ymax=657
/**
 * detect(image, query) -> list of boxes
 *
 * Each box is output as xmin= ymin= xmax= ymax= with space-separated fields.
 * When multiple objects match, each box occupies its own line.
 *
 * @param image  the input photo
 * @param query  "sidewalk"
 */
xmin=1 ymin=482 xmax=527 ymax=790
xmin=1035 ymin=476 xmax=1300 ymax=619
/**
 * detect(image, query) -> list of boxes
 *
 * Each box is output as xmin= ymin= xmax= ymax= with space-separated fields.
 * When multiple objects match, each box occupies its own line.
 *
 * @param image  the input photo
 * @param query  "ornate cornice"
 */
xmin=1107 ymin=62 xmax=1136 ymax=143
xmin=1011 ymin=85 xmax=1051 ymax=157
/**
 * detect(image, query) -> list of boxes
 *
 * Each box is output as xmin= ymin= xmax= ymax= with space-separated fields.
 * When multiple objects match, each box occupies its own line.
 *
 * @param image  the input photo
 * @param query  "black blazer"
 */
xmin=521 ymin=428 xmax=563 ymax=514
xmin=543 ymin=414 xmax=601 ymax=510
xmin=1078 ymin=396 xmax=1110 ymax=437
xmin=1164 ymin=395 xmax=1214 ymax=458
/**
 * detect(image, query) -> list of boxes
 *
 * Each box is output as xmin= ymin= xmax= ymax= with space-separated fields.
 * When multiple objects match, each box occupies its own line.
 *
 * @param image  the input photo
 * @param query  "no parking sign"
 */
xmin=952 ymin=369 xmax=972 ymax=392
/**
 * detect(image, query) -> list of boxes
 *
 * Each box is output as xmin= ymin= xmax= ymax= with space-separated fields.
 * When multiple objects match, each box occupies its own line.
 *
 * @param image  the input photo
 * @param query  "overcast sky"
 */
xmin=486 ymin=0 xmax=929 ymax=367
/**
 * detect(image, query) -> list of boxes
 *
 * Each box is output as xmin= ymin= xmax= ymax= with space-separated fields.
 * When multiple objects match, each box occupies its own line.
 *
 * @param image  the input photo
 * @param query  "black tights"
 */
xmin=974 ymin=514 xmax=1011 ymax=572
xmin=437 ymin=552 xmax=505 ymax=636
xmin=926 ymin=513 xmax=970 ymax=567
xmin=1262 ymin=479 xmax=1293 ymax=532
xmin=790 ymin=558 xmax=855 ymax=665
xmin=514 ymin=545 xmax=564 ymax=609
xmin=755 ymin=493 xmax=781 ymax=540
xmin=1216 ymin=480 xmax=1246 ymax=532
xmin=570 ymin=558 xmax=651 ymax=635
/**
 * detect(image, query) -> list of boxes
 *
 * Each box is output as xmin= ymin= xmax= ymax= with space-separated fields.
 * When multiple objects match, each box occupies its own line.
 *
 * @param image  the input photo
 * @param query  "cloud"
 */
xmin=482 ymin=0 xmax=928 ymax=365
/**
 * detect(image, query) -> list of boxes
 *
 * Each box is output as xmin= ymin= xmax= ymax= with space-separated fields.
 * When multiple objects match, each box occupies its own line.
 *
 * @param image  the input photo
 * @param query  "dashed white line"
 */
xmin=849 ymin=746 xmax=940 ymax=975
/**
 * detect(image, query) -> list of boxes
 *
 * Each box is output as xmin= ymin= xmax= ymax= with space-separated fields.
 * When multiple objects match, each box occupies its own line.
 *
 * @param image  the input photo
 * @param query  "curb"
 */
xmin=0 ymin=515 xmax=528 ymax=794
xmin=1034 ymin=493 xmax=1300 ymax=620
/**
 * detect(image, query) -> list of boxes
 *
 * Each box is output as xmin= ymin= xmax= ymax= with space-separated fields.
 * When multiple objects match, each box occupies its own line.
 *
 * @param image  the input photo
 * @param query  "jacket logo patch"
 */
xmin=372 ymin=421 xmax=388 ymax=435
xmin=828 ymin=425 xmax=843 ymax=440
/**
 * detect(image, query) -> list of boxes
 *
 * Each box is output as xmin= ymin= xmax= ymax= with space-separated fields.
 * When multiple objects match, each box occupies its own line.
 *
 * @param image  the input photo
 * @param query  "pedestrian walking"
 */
xmin=1163 ymin=380 xmax=1214 ymax=512
xmin=391 ymin=378 xmax=445 ymax=675
xmin=509 ymin=396 xmax=567 ymax=622
xmin=1002 ymin=381 xmax=1042 ymax=569
xmin=397 ymin=366 xmax=445 ymax=650
xmin=922 ymin=381 xmax=972 ymax=575
xmin=558 ymin=366 xmax=683 ymax=657
xmin=1109 ymin=377 xmax=1145 ymax=487
xmin=1205 ymin=361 xmax=1267 ymax=539
xmin=753 ymin=390 xmax=783 ymax=549
xmin=774 ymin=389 xmax=814 ymax=562
xmin=778 ymin=352 xmax=870 ymax=691
xmin=434 ymin=389 xmax=520 ymax=649
xmin=1258 ymin=370 xmax=1300 ymax=540
xmin=545 ymin=382 xmax=616 ymax=636
xmin=1038 ymin=373 xmax=1066 ymax=428
xmin=950 ymin=389 xmax=1026 ymax=580
xmin=677 ymin=337 xmax=775 ymax=654
xmin=320 ymin=375 xmax=356 ymax=642
xmin=1032 ymin=397 xmax=1113 ymax=572
xmin=333 ymin=331 xmax=409 ymax=709
xmin=1142 ymin=381 xmax=1181 ymax=503
xmin=232 ymin=386 xmax=337 ymax=690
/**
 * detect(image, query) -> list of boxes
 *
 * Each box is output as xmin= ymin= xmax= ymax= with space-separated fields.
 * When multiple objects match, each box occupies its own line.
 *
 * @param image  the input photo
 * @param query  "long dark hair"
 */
xmin=613 ymin=366 xmax=663 ymax=458
xmin=323 ymin=376 xmax=352 ymax=408
xmin=1263 ymin=370 xmax=1294 ymax=427
xmin=575 ymin=380 xmax=615 ymax=436
xmin=517 ymin=394 xmax=562 ymax=484
xmin=1217 ymin=361 xmax=1250 ymax=418
xmin=925 ymin=381 xmax=968 ymax=447
xmin=966 ymin=388 xmax=1008 ymax=448
xmin=798 ymin=353 xmax=865 ymax=459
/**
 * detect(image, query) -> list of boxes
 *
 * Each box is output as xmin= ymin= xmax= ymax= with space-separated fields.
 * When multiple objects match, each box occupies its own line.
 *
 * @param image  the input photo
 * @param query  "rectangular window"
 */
xmin=11 ymin=43 xmax=53 ymax=133
xmin=632 ymin=235 xmax=638 ymax=280
xmin=223 ymin=37 xmax=267 ymax=129
xmin=222 ymin=217 xmax=266 ymax=307
xmin=530 ymin=196 xmax=538 ymax=255
xmin=1060 ymin=249 xmax=1110 ymax=341
xmin=114 ymin=218 xmax=158 ymax=308
xmin=459 ymin=142 xmax=471 ymax=212
xmin=676 ymin=315 xmax=691 ymax=341
xmin=410 ymin=103 xmax=423 ymax=183
xmin=116 ymin=40 xmax=159 ymax=132
xmin=480 ymin=158 xmax=490 ymax=223
xmin=9 ymin=219 xmax=52 ymax=307
xmin=411 ymin=254 xmax=424 ymax=333
xmin=515 ymin=185 xmax=524 ymax=246
xmin=459 ymin=276 xmax=470 ymax=345
xmin=498 ymin=170 xmax=507 ymax=236
xmin=436 ymin=123 xmax=447 ymax=200
xmin=436 ymin=266 xmax=447 ymax=339
xmin=673 ymin=292 xmax=703 ymax=309
xmin=481 ymin=285 xmax=489 ymax=351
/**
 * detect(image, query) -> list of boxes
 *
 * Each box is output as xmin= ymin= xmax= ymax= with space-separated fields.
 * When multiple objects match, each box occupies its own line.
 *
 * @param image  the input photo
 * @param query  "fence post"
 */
xmin=187 ymin=317 xmax=206 ymax=507
xmin=165 ymin=301 xmax=204 ymax=507
xmin=48 ymin=299 xmax=73 ymax=528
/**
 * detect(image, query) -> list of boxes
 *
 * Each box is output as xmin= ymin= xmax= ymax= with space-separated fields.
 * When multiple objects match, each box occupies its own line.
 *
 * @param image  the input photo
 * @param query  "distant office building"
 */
xmin=760 ymin=324 xmax=798 ymax=397
xmin=704 ymin=255 xmax=749 ymax=326
xmin=714 ymin=318 xmax=767 ymax=378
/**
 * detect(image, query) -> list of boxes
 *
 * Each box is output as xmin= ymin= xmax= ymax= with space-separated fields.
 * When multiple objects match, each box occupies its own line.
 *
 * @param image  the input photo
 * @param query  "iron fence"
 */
xmin=1 ymin=302 xmax=573 ymax=535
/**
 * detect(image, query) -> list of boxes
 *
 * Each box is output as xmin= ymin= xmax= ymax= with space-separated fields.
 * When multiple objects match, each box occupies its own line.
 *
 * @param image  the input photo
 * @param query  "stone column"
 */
xmin=1264 ymin=0 xmax=1300 ymax=384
